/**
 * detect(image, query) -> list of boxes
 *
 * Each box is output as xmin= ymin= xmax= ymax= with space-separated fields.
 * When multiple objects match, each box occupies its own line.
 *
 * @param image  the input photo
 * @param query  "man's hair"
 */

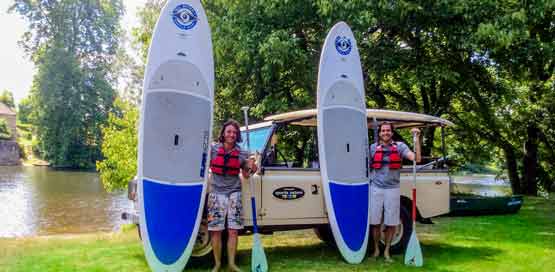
xmin=379 ymin=121 xmax=395 ymax=132
xmin=218 ymin=119 xmax=243 ymax=143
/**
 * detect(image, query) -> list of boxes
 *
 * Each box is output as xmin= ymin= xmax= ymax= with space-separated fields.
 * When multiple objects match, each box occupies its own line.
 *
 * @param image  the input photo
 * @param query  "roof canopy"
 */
xmin=264 ymin=109 xmax=454 ymax=128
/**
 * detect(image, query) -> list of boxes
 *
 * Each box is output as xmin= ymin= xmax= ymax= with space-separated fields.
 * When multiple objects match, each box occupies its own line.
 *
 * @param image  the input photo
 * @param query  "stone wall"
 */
xmin=0 ymin=140 xmax=21 ymax=165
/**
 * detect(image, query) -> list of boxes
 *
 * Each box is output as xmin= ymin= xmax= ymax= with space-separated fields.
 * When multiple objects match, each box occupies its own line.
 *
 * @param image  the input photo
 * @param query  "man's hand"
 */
xmin=409 ymin=128 xmax=421 ymax=163
xmin=410 ymin=128 xmax=421 ymax=136
xmin=248 ymin=157 xmax=258 ymax=173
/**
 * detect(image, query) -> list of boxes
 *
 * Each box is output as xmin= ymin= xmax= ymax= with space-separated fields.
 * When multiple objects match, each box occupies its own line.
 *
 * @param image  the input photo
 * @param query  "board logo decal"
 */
xmin=273 ymin=187 xmax=305 ymax=200
xmin=335 ymin=36 xmax=352 ymax=55
xmin=172 ymin=4 xmax=198 ymax=30
xmin=200 ymin=130 xmax=209 ymax=177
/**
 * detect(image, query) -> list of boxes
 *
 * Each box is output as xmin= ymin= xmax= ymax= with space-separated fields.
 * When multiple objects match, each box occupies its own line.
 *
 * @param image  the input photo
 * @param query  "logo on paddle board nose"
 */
xmin=335 ymin=36 xmax=352 ymax=55
xmin=172 ymin=4 xmax=198 ymax=30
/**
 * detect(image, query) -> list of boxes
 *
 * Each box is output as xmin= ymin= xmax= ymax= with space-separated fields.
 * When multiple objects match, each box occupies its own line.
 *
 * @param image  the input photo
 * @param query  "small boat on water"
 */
xmin=449 ymin=175 xmax=523 ymax=215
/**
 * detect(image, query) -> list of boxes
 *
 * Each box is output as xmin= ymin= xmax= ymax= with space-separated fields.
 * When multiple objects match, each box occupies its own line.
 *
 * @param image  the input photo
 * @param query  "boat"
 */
xmin=449 ymin=175 xmax=523 ymax=215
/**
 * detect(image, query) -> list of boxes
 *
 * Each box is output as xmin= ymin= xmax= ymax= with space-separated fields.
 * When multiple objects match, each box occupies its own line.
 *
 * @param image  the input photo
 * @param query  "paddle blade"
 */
xmin=251 ymin=233 xmax=268 ymax=272
xmin=404 ymin=228 xmax=423 ymax=267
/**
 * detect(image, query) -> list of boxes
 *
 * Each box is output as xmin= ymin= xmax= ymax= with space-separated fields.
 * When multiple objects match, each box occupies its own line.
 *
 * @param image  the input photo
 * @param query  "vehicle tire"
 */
xmin=192 ymin=218 xmax=212 ymax=257
xmin=314 ymin=224 xmax=337 ymax=248
xmin=138 ymin=220 xmax=216 ymax=258
xmin=369 ymin=204 xmax=412 ymax=255
xmin=390 ymin=204 xmax=412 ymax=254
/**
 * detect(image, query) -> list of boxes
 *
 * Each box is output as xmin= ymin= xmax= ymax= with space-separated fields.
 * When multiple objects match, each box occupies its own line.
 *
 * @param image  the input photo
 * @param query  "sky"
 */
xmin=0 ymin=0 xmax=148 ymax=105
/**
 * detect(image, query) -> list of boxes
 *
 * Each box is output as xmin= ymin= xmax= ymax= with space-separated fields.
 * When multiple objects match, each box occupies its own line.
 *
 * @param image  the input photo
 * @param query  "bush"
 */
xmin=0 ymin=119 xmax=11 ymax=140
xmin=96 ymin=98 xmax=138 ymax=191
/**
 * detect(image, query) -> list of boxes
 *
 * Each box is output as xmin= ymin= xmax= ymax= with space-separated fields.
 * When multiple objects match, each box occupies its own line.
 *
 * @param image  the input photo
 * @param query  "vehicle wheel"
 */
xmin=314 ymin=224 xmax=337 ymax=248
xmin=139 ymin=219 xmax=215 ymax=258
xmin=371 ymin=204 xmax=412 ymax=254
xmin=192 ymin=218 xmax=212 ymax=257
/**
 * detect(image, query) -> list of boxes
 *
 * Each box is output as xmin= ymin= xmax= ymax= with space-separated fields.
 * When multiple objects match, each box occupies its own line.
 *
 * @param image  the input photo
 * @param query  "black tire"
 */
xmin=313 ymin=224 xmax=337 ymax=248
xmin=191 ymin=218 xmax=212 ymax=257
xmin=390 ymin=204 xmax=412 ymax=254
xmin=369 ymin=204 xmax=412 ymax=255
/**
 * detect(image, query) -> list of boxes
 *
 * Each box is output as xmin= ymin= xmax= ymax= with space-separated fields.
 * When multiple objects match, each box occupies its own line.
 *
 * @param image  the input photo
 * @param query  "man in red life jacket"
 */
xmin=208 ymin=119 xmax=257 ymax=272
xmin=370 ymin=122 xmax=420 ymax=263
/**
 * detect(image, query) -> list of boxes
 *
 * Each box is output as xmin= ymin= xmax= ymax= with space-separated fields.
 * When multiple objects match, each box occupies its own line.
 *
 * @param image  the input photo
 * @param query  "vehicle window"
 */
xmin=265 ymin=124 xmax=318 ymax=168
xmin=395 ymin=127 xmax=447 ymax=169
xmin=239 ymin=126 xmax=272 ymax=153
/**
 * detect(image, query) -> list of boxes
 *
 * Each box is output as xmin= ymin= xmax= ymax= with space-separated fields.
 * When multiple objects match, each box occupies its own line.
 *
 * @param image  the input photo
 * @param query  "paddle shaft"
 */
xmin=412 ymin=132 xmax=417 ymax=222
xmin=370 ymin=117 xmax=378 ymax=181
xmin=241 ymin=107 xmax=259 ymax=233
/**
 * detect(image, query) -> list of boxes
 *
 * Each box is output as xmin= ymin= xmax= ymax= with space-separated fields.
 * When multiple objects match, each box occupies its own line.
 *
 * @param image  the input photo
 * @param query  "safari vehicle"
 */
xmin=124 ymin=108 xmax=454 ymax=257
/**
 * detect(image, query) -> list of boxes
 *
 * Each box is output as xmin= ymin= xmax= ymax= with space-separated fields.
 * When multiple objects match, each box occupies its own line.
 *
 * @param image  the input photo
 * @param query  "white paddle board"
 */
xmin=317 ymin=22 xmax=370 ymax=264
xmin=137 ymin=1 xmax=213 ymax=271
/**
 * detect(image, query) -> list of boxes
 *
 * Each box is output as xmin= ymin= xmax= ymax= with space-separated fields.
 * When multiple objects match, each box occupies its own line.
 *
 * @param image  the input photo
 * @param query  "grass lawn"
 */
xmin=1 ymin=196 xmax=553 ymax=272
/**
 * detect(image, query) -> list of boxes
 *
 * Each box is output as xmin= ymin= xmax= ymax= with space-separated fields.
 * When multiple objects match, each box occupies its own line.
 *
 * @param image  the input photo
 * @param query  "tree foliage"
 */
xmin=0 ymin=119 xmax=11 ymax=140
xmin=447 ymin=0 xmax=555 ymax=194
xmin=102 ymin=0 xmax=554 ymax=194
xmin=97 ymin=98 xmax=138 ymax=191
xmin=0 ymin=90 xmax=15 ymax=109
xmin=16 ymin=96 xmax=33 ymax=124
xmin=11 ymin=0 xmax=124 ymax=168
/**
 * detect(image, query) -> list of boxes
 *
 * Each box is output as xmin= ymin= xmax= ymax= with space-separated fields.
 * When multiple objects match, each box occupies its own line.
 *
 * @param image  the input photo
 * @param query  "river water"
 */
xmin=0 ymin=166 xmax=132 ymax=237
xmin=451 ymin=174 xmax=513 ymax=197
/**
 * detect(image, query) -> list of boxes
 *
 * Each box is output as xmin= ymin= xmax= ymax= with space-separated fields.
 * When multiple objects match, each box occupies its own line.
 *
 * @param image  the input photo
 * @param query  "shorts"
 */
xmin=370 ymin=185 xmax=400 ymax=226
xmin=207 ymin=191 xmax=243 ymax=231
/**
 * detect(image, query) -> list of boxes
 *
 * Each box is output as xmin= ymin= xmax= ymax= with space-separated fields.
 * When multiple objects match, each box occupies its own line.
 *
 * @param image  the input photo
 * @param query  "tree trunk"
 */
xmin=422 ymin=127 xmax=435 ymax=159
xmin=503 ymin=145 xmax=521 ymax=194
xmin=523 ymin=124 xmax=539 ymax=196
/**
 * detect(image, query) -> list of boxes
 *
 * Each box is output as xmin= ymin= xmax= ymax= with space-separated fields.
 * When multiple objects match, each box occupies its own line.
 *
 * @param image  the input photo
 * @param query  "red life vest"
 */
xmin=210 ymin=145 xmax=241 ymax=176
xmin=371 ymin=143 xmax=402 ymax=169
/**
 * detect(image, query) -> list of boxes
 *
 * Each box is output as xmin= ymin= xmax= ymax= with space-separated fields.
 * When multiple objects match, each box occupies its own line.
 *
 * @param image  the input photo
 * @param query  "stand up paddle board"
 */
xmin=138 ymin=1 xmax=214 ymax=271
xmin=317 ymin=22 xmax=370 ymax=264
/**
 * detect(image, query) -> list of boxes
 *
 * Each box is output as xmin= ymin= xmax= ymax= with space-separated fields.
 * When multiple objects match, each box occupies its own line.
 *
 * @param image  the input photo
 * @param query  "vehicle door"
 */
xmin=258 ymin=124 xmax=327 ymax=225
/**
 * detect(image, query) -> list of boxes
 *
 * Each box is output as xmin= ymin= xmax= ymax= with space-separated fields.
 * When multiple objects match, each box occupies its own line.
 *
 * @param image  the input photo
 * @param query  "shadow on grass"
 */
xmin=187 ymin=241 xmax=502 ymax=271
xmin=423 ymin=242 xmax=502 ymax=262
xmin=186 ymin=243 xmax=342 ymax=270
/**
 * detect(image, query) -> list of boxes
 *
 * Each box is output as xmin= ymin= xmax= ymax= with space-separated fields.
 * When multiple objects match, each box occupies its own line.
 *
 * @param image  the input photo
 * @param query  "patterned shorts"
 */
xmin=207 ymin=191 xmax=243 ymax=231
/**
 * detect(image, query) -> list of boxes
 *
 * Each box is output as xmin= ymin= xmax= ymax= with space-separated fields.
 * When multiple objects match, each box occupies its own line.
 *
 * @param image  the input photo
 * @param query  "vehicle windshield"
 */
xmin=239 ymin=126 xmax=272 ymax=153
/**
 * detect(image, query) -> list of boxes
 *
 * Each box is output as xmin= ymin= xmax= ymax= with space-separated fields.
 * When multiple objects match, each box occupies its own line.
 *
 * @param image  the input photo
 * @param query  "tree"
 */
xmin=0 ymin=90 xmax=15 ymax=109
xmin=444 ymin=0 xmax=555 ymax=195
xmin=358 ymin=0 xmax=554 ymax=195
xmin=100 ymin=0 xmax=554 ymax=194
xmin=97 ymin=98 xmax=138 ymax=191
xmin=0 ymin=119 xmax=11 ymax=140
xmin=11 ymin=0 xmax=124 ymax=168
xmin=470 ymin=0 xmax=554 ymax=195
xmin=16 ymin=96 xmax=33 ymax=124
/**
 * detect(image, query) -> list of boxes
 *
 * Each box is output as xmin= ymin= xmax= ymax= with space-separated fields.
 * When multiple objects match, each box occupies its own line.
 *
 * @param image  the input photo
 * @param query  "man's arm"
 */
xmin=240 ymin=150 xmax=258 ymax=179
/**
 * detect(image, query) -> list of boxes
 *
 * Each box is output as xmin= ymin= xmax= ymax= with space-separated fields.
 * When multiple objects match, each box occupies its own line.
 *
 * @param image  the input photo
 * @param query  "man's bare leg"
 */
xmin=384 ymin=226 xmax=396 ymax=262
xmin=210 ymin=231 xmax=222 ymax=272
xmin=371 ymin=225 xmax=381 ymax=258
xmin=227 ymin=229 xmax=241 ymax=272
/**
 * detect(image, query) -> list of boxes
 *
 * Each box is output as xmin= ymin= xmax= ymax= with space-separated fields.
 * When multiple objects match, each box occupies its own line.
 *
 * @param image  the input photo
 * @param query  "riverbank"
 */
xmin=1 ymin=195 xmax=553 ymax=271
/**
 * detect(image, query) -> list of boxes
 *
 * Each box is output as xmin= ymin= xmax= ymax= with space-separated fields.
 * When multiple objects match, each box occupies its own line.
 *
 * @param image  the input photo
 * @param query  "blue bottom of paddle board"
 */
xmin=329 ymin=182 xmax=369 ymax=251
xmin=143 ymin=179 xmax=203 ymax=265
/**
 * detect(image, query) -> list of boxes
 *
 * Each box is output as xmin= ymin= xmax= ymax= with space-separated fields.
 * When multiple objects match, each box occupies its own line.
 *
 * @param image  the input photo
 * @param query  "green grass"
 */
xmin=1 ymin=196 xmax=553 ymax=272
